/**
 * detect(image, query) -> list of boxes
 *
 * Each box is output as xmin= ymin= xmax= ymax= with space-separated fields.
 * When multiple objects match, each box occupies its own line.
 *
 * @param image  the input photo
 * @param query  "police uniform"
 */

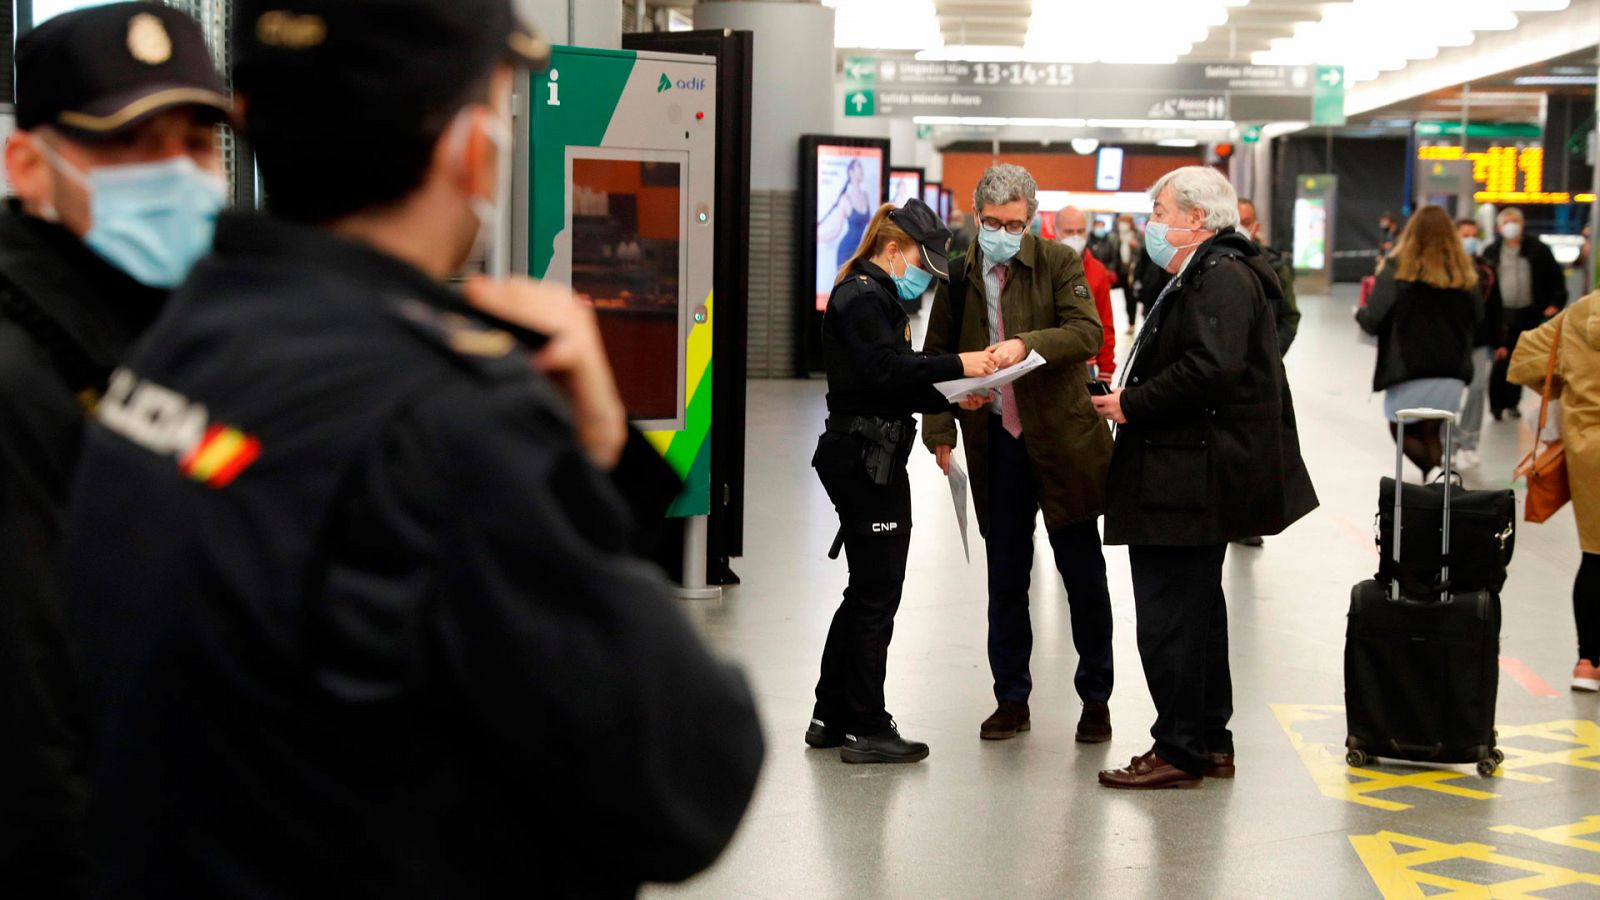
xmin=0 ymin=6 xmax=227 ymax=893
xmin=808 ymin=200 xmax=961 ymax=759
xmin=62 ymin=2 xmax=763 ymax=895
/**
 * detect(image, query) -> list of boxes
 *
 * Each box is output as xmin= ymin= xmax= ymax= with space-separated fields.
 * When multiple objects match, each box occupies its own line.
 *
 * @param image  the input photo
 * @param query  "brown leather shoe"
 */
xmin=1098 ymin=751 xmax=1203 ymax=789
xmin=980 ymin=701 xmax=1030 ymax=740
xmin=1075 ymin=702 xmax=1112 ymax=743
xmin=1204 ymin=752 xmax=1235 ymax=778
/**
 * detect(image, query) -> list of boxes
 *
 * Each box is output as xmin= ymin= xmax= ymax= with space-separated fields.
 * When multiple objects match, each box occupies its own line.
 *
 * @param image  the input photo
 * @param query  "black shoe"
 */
xmin=1491 ymin=408 xmax=1504 ymax=422
xmin=1232 ymin=536 xmax=1264 ymax=547
xmin=1075 ymin=702 xmax=1112 ymax=743
xmin=1508 ymin=407 xmax=1523 ymax=419
xmin=841 ymin=723 xmax=929 ymax=764
xmin=805 ymin=718 xmax=845 ymax=749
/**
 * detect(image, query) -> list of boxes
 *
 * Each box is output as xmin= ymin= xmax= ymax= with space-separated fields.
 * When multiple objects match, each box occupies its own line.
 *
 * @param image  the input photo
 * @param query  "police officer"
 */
xmin=63 ymin=0 xmax=763 ymax=894
xmin=806 ymin=199 xmax=997 ymax=764
xmin=0 ymin=6 xmax=228 ymax=893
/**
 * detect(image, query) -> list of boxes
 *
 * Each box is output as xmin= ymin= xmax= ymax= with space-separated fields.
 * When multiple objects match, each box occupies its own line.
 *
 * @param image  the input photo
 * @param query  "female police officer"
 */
xmin=806 ymin=199 xmax=997 ymax=763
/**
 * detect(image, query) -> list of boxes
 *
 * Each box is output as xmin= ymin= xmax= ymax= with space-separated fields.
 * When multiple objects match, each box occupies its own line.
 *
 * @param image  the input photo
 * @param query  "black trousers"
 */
xmin=1129 ymin=543 xmax=1232 ymax=776
xmin=1578 ymin=553 xmax=1600 ymax=663
xmin=813 ymin=438 xmax=912 ymax=734
xmin=984 ymin=416 xmax=1114 ymax=706
xmin=1490 ymin=306 xmax=1545 ymax=413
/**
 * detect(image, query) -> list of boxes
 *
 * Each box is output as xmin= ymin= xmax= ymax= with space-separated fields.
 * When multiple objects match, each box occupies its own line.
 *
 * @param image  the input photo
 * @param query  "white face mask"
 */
xmin=1061 ymin=234 xmax=1088 ymax=255
xmin=450 ymin=106 xmax=513 ymax=273
xmin=1500 ymin=222 xmax=1523 ymax=241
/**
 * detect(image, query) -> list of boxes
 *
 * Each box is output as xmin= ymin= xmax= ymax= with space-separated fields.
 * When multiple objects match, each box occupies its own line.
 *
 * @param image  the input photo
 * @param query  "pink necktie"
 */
xmin=996 ymin=265 xmax=1022 ymax=439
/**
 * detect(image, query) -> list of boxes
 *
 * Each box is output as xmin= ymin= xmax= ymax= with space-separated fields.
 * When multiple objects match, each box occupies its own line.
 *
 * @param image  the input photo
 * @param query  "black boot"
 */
xmin=840 ymin=722 xmax=929 ymax=764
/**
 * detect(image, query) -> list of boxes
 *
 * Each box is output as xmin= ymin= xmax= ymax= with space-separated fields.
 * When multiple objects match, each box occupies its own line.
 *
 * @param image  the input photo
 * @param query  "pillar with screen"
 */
xmin=519 ymin=46 xmax=718 ymax=572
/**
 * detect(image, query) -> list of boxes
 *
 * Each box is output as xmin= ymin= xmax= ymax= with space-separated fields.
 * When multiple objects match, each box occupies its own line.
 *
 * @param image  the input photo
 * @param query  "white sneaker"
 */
xmin=1452 ymin=449 xmax=1481 ymax=470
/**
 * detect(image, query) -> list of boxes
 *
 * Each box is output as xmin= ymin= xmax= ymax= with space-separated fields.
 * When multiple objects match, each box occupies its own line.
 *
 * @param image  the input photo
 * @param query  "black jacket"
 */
xmin=1480 ymin=234 xmax=1569 ymax=314
xmin=823 ymin=260 xmax=962 ymax=419
xmin=1256 ymin=242 xmax=1301 ymax=356
xmin=0 ymin=202 xmax=166 ymax=898
xmin=1356 ymin=268 xmax=1482 ymax=391
xmin=1471 ymin=257 xmax=1505 ymax=349
xmin=1104 ymin=230 xmax=1318 ymax=546
xmin=63 ymin=215 xmax=763 ymax=898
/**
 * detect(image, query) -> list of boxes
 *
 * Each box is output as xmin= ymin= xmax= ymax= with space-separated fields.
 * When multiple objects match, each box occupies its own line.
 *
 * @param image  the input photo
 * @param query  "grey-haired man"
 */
xmin=923 ymin=163 xmax=1116 ymax=746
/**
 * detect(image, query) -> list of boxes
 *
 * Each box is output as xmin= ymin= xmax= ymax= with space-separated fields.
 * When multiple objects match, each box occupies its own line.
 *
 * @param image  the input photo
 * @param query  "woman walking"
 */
xmin=1509 ymin=290 xmax=1600 ymax=690
xmin=1357 ymin=206 xmax=1483 ymax=480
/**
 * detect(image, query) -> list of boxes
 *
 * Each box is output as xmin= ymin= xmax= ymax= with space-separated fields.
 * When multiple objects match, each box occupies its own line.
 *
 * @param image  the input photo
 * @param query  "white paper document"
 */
xmin=947 ymin=459 xmax=970 ymax=563
xmin=933 ymin=350 xmax=1046 ymax=403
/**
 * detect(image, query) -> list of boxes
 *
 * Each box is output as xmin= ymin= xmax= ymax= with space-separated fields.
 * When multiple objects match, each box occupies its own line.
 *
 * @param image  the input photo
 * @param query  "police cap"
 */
xmin=233 ymin=0 xmax=550 ymax=126
xmin=15 ymin=3 xmax=228 ymax=138
xmin=888 ymin=199 xmax=954 ymax=282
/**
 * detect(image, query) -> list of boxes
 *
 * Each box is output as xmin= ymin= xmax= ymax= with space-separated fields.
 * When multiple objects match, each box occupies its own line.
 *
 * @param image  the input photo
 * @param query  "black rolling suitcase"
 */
xmin=1344 ymin=408 xmax=1504 ymax=777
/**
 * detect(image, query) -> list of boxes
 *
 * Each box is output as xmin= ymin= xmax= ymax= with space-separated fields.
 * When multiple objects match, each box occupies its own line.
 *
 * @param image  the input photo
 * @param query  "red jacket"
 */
xmin=1082 ymin=251 xmax=1116 ymax=377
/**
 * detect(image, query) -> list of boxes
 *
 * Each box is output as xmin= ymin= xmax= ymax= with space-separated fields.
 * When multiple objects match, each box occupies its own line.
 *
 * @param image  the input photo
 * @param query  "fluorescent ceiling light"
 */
xmin=915 ymin=45 xmax=1025 ymax=62
xmin=1021 ymin=0 xmax=1233 ymax=63
xmin=1513 ymin=75 xmax=1599 ymax=85
xmin=1070 ymin=138 xmax=1101 ymax=154
xmin=1157 ymin=139 xmax=1200 ymax=147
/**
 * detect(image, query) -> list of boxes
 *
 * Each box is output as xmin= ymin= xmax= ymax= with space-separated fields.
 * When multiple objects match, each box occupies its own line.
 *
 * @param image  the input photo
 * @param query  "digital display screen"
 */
xmin=940 ymin=189 xmax=952 ymax=222
xmin=923 ymin=182 xmax=942 ymax=211
xmin=1293 ymin=197 xmax=1328 ymax=271
xmin=889 ymin=170 xmax=921 ymax=208
xmin=1095 ymin=147 xmax=1124 ymax=192
xmin=815 ymin=145 xmax=885 ymax=312
xmin=570 ymin=157 xmax=682 ymax=422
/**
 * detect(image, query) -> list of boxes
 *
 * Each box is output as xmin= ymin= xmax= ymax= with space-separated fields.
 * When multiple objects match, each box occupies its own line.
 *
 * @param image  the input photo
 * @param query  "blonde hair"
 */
xmin=834 ymin=204 xmax=915 ymax=286
xmin=1391 ymin=205 xmax=1478 ymax=291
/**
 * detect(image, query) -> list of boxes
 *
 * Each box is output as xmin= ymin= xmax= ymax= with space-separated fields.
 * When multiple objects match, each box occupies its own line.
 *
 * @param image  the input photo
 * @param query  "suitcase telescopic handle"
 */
xmin=1392 ymin=408 xmax=1459 ymax=602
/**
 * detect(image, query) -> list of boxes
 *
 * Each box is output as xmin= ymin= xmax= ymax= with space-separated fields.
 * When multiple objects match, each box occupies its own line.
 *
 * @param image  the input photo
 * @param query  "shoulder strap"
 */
xmin=1532 ymin=315 xmax=1564 ymax=452
xmin=0 ymin=272 xmax=110 ymax=410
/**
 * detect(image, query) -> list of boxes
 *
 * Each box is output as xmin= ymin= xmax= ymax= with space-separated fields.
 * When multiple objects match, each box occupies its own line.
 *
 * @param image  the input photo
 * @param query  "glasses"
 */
xmin=980 ymin=217 xmax=1030 ymax=235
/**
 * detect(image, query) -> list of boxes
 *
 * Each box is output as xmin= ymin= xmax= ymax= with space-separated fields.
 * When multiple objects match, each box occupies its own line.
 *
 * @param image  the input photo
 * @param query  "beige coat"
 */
xmin=1509 ymin=291 xmax=1600 ymax=553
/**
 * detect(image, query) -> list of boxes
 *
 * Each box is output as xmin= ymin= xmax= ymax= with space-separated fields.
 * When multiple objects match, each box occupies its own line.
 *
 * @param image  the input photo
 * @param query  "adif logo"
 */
xmin=659 ymin=73 xmax=707 ymax=93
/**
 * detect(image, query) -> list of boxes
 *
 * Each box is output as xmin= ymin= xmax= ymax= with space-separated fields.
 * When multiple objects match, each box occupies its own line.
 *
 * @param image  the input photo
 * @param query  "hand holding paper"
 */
xmin=933 ymin=350 xmax=1046 ymax=404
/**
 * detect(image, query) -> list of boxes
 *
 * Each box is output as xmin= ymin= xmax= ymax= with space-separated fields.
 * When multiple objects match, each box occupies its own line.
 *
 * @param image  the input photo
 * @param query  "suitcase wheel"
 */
xmin=1476 ymin=753 xmax=1502 ymax=778
xmin=1346 ymin=748 xmax=1371 ymax=768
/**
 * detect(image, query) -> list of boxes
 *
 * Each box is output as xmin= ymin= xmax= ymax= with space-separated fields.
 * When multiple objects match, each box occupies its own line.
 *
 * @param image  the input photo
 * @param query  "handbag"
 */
xmin=1514 ymin=317 xmax=1570 ymax=523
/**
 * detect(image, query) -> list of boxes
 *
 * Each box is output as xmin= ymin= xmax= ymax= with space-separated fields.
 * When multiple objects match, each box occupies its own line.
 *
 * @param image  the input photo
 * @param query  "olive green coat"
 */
xmin=921 ymin=233 xmax=1113 ymax=535
xmin=1509 ymin=291 xmax=1600 ymax=553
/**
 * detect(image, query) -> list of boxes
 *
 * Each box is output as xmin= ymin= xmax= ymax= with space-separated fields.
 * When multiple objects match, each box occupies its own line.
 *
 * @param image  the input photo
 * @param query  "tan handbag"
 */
xmin=1515 ymin=317 xmax=1570 ymax=523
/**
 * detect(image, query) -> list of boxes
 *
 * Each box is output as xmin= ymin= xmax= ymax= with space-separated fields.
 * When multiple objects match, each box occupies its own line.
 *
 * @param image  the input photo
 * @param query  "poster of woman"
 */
xmin=815 ymin=145 xmax=884 ymax=310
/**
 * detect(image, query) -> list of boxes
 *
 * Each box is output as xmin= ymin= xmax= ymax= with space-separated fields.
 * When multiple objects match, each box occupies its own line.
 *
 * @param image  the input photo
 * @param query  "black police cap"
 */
xmin=15 ymin=3 xmax=228 ymax=138
xmin=232 ymin=0 xmax=549 ymax=121
xmin=888 ymin=199 xmax=955 ymax=281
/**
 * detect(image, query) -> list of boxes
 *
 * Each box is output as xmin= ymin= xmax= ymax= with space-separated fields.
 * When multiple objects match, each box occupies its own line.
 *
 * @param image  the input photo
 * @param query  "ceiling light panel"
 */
xmin=1021 ymin=0 xmax=1239 ymax=64
xmin=827 ymin=0 xmax=944 ymax=51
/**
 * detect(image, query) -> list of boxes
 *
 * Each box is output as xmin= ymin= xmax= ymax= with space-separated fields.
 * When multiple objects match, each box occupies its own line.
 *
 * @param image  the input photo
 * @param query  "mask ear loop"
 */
xmin=30 ymin=135 xmax=90 ymax=223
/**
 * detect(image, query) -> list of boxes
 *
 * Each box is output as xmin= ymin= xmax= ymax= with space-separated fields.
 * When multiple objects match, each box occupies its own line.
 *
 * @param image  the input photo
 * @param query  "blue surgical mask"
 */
xmin=1143 ymin=221 xmax=1201 ymax=271
xmin=1462 ymin=236 xmax=1482 ymax=256
xmin=893 ymin=248 xmax=933 ymax=301
xmin=979 ymin=227 xmax=1023 ymax=265
xmin=44 ymin=147 xmax=225 ymax=288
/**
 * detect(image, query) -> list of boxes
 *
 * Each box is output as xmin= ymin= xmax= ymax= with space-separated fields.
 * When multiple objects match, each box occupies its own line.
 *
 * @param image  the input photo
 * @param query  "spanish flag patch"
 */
xmin=178 ymin=424 xmax=262 ymax=488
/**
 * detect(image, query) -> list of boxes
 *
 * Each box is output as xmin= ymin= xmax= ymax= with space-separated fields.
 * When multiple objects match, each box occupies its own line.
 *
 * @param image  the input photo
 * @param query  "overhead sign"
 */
xmin=1415 ymin=122 xmax=1542 ymax=139
xmin=839 ymin=57 xmax=1318 ymax=122
xmin=1242 ymin=124 xmax=1263 ymax=144
xmin=845 ymin=89 xmax=875 ymax=117
xmin=1312 ymin=65 xmax=1346 ymax=126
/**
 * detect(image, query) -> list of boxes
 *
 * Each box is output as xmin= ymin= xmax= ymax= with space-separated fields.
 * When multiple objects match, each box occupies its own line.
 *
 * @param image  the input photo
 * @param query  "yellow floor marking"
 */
xmin=1352 ymin=831 xmax=1600 ymax=899
xmin=1494 ymin=721 xmax=1600 ymax=781
xmin=1272 ymin=705 xmax=1499 ymax=812
xmin=1492 ymin=817 xmax=1600 ymax=855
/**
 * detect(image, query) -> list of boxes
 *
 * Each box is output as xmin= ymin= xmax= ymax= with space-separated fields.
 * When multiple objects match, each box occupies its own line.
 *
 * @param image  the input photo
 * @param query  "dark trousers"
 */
xmin=1124 ymin=289 xmax=1142 ymax=329
xmin=813 ymin=456 xmax=912 ymax=734
xmin=1578 ymin=553 xmax=1600 ymax=663
xmin=984 ymin=416 xmax=1114 ymax=706
xmin=1129 ymin=543 xmax=1232 ymax=776
xmin=1490 ymin=306 xmax=1545 ymax=413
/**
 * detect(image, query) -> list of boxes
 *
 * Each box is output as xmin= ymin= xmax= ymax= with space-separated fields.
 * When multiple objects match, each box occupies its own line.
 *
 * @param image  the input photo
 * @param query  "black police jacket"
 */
xmin=1105 ymin=230 xmax=1319 ymax=546
xmin=0 ymin=201 xmax=166 ymax=898
xmin=823 ymin=260 xmax=962 ymax=419
xmin=63 ymin=215 xmax=763 ymax=898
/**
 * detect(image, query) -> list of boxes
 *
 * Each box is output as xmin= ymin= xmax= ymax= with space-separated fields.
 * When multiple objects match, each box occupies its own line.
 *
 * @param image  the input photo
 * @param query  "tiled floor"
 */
xmin=649 ymin=285 xmax=1600 ymax=898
